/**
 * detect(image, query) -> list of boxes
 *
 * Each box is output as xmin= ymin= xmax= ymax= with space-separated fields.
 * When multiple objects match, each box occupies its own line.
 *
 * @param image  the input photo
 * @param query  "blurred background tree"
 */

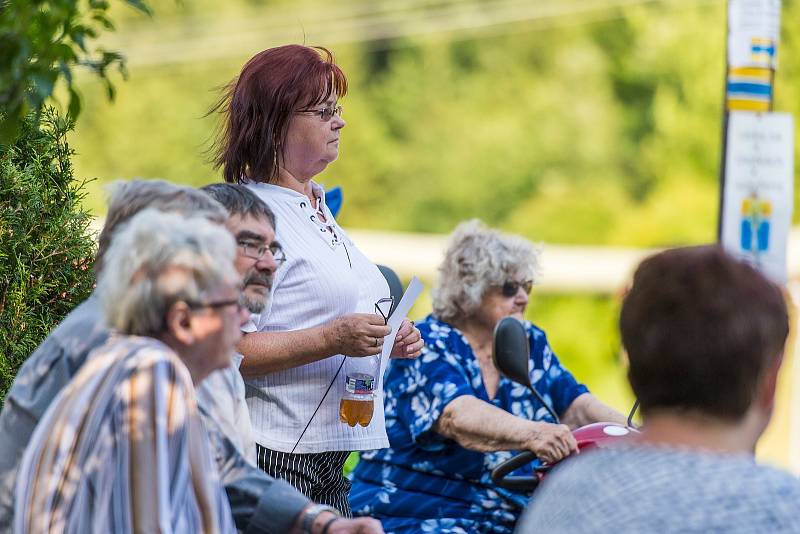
xmin=70 ymin=0 xmax=799 ymax=246
xmin=0 ymin=0 xmax=152 ymax=142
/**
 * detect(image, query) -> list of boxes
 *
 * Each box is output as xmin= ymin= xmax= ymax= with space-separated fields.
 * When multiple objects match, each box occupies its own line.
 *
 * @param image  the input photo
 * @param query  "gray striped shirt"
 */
xmin=518 ymin=444 xmax=800 ymax=533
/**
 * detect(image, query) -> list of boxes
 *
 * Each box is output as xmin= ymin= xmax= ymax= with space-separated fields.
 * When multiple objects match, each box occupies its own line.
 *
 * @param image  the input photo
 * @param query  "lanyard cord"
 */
xmin=291 ymin=355 xmax=346 ymax=454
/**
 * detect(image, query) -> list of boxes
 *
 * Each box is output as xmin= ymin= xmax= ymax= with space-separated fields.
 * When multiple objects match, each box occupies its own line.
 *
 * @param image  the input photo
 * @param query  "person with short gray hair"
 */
xmin=0 ymin=179 xmax=382 ymax=534
xmin=201 ymin=183 xmax=280 ymax=316
xmin=101 ymin=209 xmax=240 ymax=339
xmin=350 ymin=219 xmax=625 ymax=533
xmin=15 ymin=209 xmax=244 ymax=533
xmin=95 ymin=179 xmax=227 ymax=273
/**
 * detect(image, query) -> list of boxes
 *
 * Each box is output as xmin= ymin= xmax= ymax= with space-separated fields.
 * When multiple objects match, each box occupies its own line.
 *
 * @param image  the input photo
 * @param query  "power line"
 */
xmin=102 ymin=0 xmax=723 ymax=68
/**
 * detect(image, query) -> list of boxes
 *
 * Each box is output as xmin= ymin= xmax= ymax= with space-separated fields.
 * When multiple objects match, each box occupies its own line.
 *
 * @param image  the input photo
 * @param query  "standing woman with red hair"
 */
xmin=210 ymin=45 xmax=423 ymax=517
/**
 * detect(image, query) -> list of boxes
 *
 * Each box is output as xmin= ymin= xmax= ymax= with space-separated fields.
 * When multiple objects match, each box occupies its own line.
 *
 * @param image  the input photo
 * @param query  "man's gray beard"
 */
xmin=241 ymin=292 xmax=266 ymax=314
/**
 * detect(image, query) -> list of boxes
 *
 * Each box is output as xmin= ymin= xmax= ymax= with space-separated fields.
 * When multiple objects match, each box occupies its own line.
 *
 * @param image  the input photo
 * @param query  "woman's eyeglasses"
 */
xmin=238 ymin=241 xmax=286 ymax=264
xmin=296 ymin=104 xmax=343 ymax=122
xmin=501 ymin=280 xmax=533 ymax=298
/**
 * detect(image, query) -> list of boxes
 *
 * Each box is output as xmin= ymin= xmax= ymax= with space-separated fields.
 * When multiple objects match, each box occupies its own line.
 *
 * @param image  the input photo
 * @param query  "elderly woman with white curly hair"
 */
xmin=14 ymin=209 xmax=246 ymax=534
xmin=349 ymin=219 xmax=626 ymax=534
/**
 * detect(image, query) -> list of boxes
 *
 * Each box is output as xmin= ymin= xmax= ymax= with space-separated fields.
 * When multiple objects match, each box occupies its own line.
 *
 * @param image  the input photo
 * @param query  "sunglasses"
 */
xmin=501 ymin=280 xmax=533 ymax=298
xmin=296 ymin=104 xmax=343 ymax=122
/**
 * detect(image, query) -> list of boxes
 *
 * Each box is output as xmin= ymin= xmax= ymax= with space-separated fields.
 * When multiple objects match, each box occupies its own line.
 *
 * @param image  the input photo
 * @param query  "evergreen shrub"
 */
xmin=0 ymin=108 xmax=96 ymax=403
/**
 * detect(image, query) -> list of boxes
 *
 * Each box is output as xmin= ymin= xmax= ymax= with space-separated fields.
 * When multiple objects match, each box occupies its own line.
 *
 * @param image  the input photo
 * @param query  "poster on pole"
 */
xmin=727 ymin=0 xmax=780 ymax=69
xmin=721 ymin=112 xmax=794 ymax=283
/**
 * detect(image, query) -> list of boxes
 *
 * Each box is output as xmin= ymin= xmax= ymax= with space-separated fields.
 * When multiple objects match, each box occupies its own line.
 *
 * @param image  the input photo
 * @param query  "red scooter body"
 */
xmin=533 ymin=422 xmax=638 ymax=480
xmin=573 ymin=421 xmax=635 ymax=449
xmin=492 ymin=422 xmax=638 ymax=490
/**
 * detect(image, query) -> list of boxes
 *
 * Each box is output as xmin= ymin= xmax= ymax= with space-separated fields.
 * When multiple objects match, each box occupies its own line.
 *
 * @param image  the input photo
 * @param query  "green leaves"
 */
xmin=125 ymin=0 xmax=154 ymax=17
xmin=0 ymin=0 xmax=152 ymax=143
xmin=0 ymin=108 xmax=96 ymax=402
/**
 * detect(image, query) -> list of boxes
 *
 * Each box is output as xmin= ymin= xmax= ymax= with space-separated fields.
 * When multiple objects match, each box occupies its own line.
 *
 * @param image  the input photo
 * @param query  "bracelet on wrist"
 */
xmin=301 ymin=504 xmax=340 ymax=534
xmin=321 ymin=516 xmax=340 ymax=534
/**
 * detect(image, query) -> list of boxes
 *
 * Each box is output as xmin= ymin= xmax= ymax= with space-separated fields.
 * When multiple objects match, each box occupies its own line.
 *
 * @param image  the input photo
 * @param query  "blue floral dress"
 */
xmin=349 ymin=315 xmax=589 ymax=533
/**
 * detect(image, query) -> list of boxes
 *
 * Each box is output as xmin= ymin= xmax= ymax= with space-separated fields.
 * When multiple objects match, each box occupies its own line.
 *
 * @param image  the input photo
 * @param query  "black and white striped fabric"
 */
xmin=257 ymin=444 xmax=353 ymax=517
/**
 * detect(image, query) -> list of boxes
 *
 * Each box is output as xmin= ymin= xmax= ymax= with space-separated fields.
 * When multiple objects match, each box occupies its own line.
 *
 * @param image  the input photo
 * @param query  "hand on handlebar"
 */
xmin=525 ymin=422 xmax=578 ymax=465
xmin=326 ymin=314 xmax=392 ymax=357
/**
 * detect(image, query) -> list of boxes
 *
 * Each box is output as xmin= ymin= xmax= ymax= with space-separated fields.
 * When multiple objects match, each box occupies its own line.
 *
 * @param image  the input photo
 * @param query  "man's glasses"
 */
xmin=501 ymin=280 xmax=533 ymax=298
xmin=238 ymin=241 xmax=286 ymax=264
xmin=375 ymin=297 xmax=395 ymax=325
xmin=296 ymin=104 xmax=343 ymax=122
xmin=186 ymin=298 xmax=243 ymax=313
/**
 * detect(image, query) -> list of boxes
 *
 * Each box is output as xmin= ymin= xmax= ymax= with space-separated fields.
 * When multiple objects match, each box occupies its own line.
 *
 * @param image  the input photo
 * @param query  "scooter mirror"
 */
xmin=492 ymin=317 xmax=532 ymax=389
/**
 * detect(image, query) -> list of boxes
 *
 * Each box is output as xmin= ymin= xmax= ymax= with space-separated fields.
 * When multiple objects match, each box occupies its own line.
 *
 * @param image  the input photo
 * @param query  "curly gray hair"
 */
xmin=97 ymin=209 xmax=238 ymax=337
xmin=432 ymin=219 xmax=541 ymax=323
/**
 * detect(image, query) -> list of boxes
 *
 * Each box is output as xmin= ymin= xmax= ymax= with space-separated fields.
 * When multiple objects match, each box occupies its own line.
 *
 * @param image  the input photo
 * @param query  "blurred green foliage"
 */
xmin=0 ymin=0 xmax=152 ymax=142
xmin=64 ymin=0 xmax=798 ymax=423
xmin=69 ymin=0 xmax=799 ymax=248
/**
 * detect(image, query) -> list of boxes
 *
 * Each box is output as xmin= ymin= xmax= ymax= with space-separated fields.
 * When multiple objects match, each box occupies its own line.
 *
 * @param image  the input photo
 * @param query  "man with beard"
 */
xmin=202 ymin=183 xmax=382 ymax=534
xmin=199 ymin=183 xmax=284 ymax=462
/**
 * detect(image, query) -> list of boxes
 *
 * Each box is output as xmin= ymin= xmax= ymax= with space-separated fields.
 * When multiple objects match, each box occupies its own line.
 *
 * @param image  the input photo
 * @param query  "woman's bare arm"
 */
xmin=433 ymin=395 xmax=577 ymax=464
xmin=238 ymin=313 xmax=391 ymax=376
xmin=560 ymin=393 xmax=629 ymax=429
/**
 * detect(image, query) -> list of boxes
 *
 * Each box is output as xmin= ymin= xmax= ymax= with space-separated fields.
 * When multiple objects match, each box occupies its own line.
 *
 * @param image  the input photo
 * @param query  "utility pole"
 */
xmin=718 ymin=0 xmax=793 ymax=285
xmin=719 ymin=0 xmax=799 ymax=474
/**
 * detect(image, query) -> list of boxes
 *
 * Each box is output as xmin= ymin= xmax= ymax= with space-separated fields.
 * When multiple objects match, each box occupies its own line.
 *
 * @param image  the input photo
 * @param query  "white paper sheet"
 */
xmin=379 ymin=276 xmax=424 ymax=371
xmin=721 ymin=112 xmax=794 ymax=284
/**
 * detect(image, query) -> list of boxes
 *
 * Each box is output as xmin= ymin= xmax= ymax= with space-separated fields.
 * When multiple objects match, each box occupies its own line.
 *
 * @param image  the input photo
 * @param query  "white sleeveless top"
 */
xmin=243 ymin=181 xmax=391 ymax=454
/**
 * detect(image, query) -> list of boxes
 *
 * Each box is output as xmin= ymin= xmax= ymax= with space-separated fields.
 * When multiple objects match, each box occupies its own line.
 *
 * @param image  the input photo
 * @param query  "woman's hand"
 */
xmin=325 ymin=314 xmax=392 ymax=356
xmin=390 ymin=319 xmax=423 ymax=359
xmin=524 ymin=422 xmax=578 ymax=464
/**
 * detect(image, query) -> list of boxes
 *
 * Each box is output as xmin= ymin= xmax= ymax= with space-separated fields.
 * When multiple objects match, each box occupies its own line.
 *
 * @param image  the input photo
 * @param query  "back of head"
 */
xmin=200 ymin=183 xmax=276 ymax=229
xmin=620 ymin=245 xmax=788 ymax=421
xmin=209 ymin=44 xmax=347 ymax=184
xmin=96 ymin=179 xmax=227 ymax=273
xmin=97 ymin=209 xmax=238 ymax=337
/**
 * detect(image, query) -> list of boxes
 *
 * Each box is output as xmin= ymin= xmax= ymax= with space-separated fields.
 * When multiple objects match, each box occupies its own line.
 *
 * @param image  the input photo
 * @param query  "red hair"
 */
xmin=210 ymin=45 xmax=348 ymax=184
